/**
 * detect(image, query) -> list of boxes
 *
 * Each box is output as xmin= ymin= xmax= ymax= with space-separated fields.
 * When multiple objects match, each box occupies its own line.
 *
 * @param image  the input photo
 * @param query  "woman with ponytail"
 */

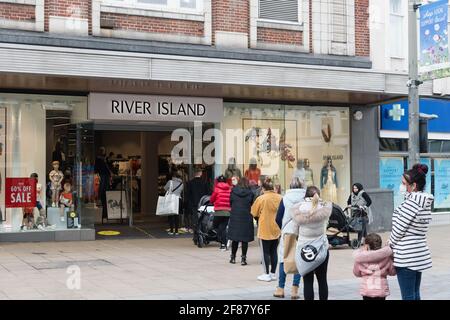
xmin=291 ymin=186 xmax=332 ymax=300
xmin=389 ymin=163 xmax=434 ymax=300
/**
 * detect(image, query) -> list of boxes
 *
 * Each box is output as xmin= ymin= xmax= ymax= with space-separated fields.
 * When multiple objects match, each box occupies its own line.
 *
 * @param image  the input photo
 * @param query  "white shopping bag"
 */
xmin=156 ymin=181 xmax=180 ymax=216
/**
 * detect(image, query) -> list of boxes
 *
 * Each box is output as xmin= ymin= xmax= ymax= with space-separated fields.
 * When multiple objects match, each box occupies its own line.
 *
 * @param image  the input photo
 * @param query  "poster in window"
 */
xmin=379 ymin=157 xmax=404 ymax=208
xmin=434 ymin=159 xmax=450 ymax=209
xmin=106 ymin=190 xmax=128 ymax=219
xmin=0 ymin=107 xmax=5 ymax=221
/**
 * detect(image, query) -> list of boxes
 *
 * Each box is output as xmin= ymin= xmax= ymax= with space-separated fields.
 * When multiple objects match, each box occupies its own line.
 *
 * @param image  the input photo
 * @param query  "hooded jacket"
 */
xmin=353 ymin=246 xmax=396 ymax=297
xmin=276 ymin=189 xmax=306 ymax=261
xmin=291 ymin=197 xmax=332 ymax=248
xmin=210 ymin=182 xmax=232 ymax=212
xmin=228 ymin=186 xmax=255 ymax=243
xmin=389 ymin=192 xmax=434 ymax=271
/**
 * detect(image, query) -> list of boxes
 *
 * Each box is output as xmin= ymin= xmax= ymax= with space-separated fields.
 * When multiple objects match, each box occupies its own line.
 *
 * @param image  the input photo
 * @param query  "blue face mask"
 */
xmin=399 ymin=184 xmax=407 ymax=195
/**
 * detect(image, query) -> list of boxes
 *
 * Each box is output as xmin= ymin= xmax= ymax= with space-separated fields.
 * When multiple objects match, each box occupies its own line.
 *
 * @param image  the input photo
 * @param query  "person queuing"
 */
xmin=228 ymin=177 xmax=254 ymax=265
xmin=185 ymin=168 xmax=210 ymax=234
xmin=291 ymin=186 xmax=332 ymax=300
xmin=251 ymin=178 xmax=283 ymax=282
xmin=210 ymin=175 xmax=232 ymax=250
xmin=347 ymin=183 xmax=373 ymax=246
xmin=164 ymin=171 xmax=184 ymax=236
xmin=389 ymin=164 xmax=433 ymax=300
xmin=273 ymin=177 xmax=306 ymax=300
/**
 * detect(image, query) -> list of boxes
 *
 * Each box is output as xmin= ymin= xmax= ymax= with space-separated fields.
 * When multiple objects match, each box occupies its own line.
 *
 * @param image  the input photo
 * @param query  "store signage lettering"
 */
xmin=89 ymin=93 xmax=223 ymax=122
xmin=5 ymin=178 xmax=36 ymax=208
xmin=323 ymin=155 xmax=344 ymax=161
xmin=111 ymin=100 xmax=206 ymax=117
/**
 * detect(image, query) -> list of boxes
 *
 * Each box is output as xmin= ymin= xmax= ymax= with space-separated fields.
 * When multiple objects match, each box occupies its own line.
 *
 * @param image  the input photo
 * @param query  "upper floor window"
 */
xmin=259 ymin=0 xmax=300 ymax=23
xmin=330 ymin=0 xmax=347 ymax=43
xmin=390 ymin=0 xmax=404 ymax=58
xmin=103 ymin=0 xmax=203 ymax=13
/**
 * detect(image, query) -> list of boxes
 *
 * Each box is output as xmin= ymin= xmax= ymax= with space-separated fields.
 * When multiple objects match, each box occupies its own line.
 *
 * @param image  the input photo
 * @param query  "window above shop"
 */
xmin=102 ymin=0 xmax=203 ymax=14
xmin=258 ymin=0 xmax=301 ymax=24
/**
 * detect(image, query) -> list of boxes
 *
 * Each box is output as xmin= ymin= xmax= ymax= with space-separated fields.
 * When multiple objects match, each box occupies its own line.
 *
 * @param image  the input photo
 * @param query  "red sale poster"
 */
xmin=5 ymin=178 xmax=37 ymax=208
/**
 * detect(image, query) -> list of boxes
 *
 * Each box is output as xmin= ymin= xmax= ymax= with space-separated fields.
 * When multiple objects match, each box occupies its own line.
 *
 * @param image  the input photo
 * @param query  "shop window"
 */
xmin=221 ymin=103 xmax=350 ymax=208
xmin=259 ymin=0 xmax=300 ymax=23
xmin=0 ymin=94 xmax=89 ymax=234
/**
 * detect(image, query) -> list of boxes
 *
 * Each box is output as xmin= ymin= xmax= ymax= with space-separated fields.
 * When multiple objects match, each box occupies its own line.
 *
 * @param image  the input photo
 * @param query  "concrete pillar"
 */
xmin=140 ymin=132 xmax=160 ymax=216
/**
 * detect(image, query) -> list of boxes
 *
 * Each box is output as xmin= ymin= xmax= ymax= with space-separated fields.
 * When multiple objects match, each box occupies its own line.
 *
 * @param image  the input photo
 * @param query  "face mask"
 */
xmin=399 ymin=184 xmax=407 ymax=195
xmin=232 ymin=179 xmax=238 ymax=186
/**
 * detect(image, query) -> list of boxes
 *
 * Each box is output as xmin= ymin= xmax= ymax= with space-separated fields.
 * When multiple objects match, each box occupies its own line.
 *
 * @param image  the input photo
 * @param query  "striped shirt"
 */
xmin=389 ymin=192 xmax=433 ymax=271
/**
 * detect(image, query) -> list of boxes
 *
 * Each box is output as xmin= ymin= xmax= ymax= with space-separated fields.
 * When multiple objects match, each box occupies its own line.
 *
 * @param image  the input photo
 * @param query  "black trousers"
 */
xmin=303 ymin=251 xmax=329 ymax=300
xmin=357 ymin=217 xmax=369 ymax=244
xmin=363 ymin=296 xmax=386 ymax=300
xmin=231 ymin=241 xmax=248 ymax=257
xmin=261 ymin=239 xmax=279 ymax=274
xmin=168 ymin=215 xmax=179 ymax=233
xmin=213 ymin=216 xmax=229 ymax=245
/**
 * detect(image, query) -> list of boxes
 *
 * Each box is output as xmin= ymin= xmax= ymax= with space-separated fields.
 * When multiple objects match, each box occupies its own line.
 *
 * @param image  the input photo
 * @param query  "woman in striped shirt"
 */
xmin=389 ymin=164 xmax=433 ymax=300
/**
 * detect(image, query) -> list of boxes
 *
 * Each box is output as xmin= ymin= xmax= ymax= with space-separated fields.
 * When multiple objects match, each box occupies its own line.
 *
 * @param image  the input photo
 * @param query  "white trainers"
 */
xmin=270 ymin=273 xmax=277 ymax=281
xmin=257 ymin=274 xmax=272 ymax=282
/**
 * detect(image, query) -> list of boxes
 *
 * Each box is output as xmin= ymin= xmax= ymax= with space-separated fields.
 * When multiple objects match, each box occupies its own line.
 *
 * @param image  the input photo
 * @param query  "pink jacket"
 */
xmin=353 ymin=246 xmax=396 ymax=298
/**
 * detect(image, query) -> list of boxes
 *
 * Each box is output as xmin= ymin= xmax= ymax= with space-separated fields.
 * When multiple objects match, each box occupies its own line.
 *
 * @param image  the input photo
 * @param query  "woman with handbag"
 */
xmin=291 ymin=186 xmax=332 ymax=300
xmin=273 ymin=177 xmax=306 ymax=300
xmin=164 ymin=171 xmax=184 ymax=236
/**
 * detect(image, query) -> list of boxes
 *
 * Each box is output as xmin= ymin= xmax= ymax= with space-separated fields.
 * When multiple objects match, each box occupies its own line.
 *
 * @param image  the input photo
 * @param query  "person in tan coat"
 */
xmin=251 ymin=178 xmax=283 ymax=282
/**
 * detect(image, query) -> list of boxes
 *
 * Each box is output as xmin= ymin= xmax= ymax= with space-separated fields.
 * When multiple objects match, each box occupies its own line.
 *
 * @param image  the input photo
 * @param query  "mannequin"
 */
xmin=225 ymin=157 xmax=242 ymax=180
xmin=59 ymin=182 xmax=74 ymax=222
xmin=320 ymin=157 xmax=338 ymax=203
xmin=293 ymin=159 xmax=306 ymax=182
xmin=244 ymin=158 xmax=261 ymax=185
xmin=304 ymin=159 xmax=314 ymax=187
xmin=49 ymin=161 xmax=64 ymax=208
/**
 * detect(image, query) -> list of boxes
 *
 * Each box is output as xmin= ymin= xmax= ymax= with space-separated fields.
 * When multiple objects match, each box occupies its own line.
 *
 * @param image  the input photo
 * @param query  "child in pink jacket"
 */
xmin=353 ymin=233 xmax=396 ymax=300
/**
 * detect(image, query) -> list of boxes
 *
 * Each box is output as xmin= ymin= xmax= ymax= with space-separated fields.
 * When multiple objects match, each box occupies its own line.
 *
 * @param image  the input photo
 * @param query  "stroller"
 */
xmin=327 ymin=204 xmax=368 ymax=249
xmin=193 ymin=195 xmax=218 ymax=248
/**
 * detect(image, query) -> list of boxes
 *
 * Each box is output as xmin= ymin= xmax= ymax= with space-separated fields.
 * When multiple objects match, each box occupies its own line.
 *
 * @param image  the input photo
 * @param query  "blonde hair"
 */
xmin=305 ymin=193 xmax=321 ymax=219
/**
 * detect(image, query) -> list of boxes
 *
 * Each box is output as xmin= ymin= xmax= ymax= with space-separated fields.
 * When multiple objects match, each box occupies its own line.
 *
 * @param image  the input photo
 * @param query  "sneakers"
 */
xmin=220 ymin=244 xmax=227 ymax=251
xmin=257 ymin=274 xmax=272 ymax=282
xmin=270 ymin=273 xmax=277 ymax=281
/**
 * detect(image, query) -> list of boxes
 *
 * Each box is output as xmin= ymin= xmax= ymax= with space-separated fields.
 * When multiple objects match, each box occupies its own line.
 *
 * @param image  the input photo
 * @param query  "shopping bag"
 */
xmin=283 ymin=233 xmax=298 ymax=274
xmin=156 ymin=181 xmax=180 ymax=216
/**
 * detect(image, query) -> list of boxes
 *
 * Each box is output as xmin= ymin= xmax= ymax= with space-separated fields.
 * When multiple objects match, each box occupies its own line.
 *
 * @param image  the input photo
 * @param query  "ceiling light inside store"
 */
xmin=42 ymin=103 xmax=73 ymax=111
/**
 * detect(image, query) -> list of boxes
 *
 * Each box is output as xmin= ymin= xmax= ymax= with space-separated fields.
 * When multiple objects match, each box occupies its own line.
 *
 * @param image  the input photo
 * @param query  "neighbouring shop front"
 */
xmin=379 ymin=98 xmax=450 ymax=225
xmin=0 ymin=91 xmax=354 ymax=241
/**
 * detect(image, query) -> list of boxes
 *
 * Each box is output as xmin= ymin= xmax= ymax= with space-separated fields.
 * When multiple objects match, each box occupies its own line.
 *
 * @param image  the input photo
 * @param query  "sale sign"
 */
xmin=5 ymin=178 xmax=37 ymax=208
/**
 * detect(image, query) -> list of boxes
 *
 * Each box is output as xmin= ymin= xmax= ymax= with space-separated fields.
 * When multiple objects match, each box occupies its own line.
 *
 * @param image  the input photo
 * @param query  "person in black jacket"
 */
xmin=228 ymin=177 xmax=255 ymax=266
xmin=95 ymin=147 xmax=112 ymax=221
xmin=186 ymin=168 xmax=211 ymax=233
xmin=347 ymin=183 xmax=372 ymax=245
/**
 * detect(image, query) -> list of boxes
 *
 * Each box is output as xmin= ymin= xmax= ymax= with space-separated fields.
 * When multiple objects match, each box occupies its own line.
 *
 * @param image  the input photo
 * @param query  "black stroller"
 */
xmin=193 ymin=195 xmax=218 ymax=248
xmin=327 ymin=204 xmax=368 ymax=249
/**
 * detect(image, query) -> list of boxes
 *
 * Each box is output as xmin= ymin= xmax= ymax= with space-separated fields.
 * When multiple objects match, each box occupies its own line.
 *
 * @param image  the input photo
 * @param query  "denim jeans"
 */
xmin=396 ymin=267 xmax=422 ymax=300
xmin=278 ymin=262 xmax=301 ymax=289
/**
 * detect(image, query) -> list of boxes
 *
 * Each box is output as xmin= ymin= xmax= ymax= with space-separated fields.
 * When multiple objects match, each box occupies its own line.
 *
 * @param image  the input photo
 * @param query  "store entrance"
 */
xmin=90 ymin=125 xmax=210 ymax=239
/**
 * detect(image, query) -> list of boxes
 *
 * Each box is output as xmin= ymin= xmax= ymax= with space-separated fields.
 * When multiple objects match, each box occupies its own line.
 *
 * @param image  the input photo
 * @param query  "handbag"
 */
xmin=283 ymin=233 xmax=298 ymax=274
xmin=156 ymin=181 xmax=182 ymax=216
xmin=295 ymin=234 xmax=328 ymax=276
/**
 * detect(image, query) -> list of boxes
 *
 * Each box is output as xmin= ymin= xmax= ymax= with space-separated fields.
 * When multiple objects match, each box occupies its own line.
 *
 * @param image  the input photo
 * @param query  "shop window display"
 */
xmin=0 ymin=93 xmax=88 ymax=233
xmin=221 ymin=103 xmax=350 ymax=208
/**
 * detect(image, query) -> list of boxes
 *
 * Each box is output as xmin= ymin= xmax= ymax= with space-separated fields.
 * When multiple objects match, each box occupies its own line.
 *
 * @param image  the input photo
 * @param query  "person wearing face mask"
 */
xmin=347 ymin=183 xmax=372 ymax=246
xmin=389 ymin=164 xmax=433 ymax=300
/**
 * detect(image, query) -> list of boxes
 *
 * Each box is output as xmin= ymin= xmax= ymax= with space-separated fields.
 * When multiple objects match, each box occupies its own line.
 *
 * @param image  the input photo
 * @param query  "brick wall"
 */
xmin=257 ymin=27 xmax=302 ymax=46
xmin=212 ymin=0 xmax=249 ymax=44
xmin=355 ymin=0 xmax=370 ymax=57
xmin=101 ymin=13 xmax=204 ymax=37
xmin=45 ymin=0 xmax=90 ymax=33
xmin=0 ymin=3 xmax=35 ymax=21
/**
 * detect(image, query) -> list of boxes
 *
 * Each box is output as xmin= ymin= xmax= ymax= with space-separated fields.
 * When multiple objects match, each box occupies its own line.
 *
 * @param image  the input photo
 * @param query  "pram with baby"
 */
xmin=327 ymin=203 xmax=368 ymax=249
xmin=193 ymin=195 xmax=218 ymax=248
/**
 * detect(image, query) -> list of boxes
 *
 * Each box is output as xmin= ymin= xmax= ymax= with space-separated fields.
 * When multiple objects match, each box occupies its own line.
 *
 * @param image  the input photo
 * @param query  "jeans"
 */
xmin=168 ymin=215 xmax=179 ymax=233
xmin=278 ymin=262 xmax=301 ymax=289
xmin=396 ymin=267 xmax=422 ymax=300
xmin=303 ymin=251 xmax=329 ymax=300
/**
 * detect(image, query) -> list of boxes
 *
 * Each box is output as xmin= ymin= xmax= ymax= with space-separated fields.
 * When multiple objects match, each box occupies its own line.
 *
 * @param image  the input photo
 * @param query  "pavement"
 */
xmin=0 ymin=225 xmax=449 ymax=300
